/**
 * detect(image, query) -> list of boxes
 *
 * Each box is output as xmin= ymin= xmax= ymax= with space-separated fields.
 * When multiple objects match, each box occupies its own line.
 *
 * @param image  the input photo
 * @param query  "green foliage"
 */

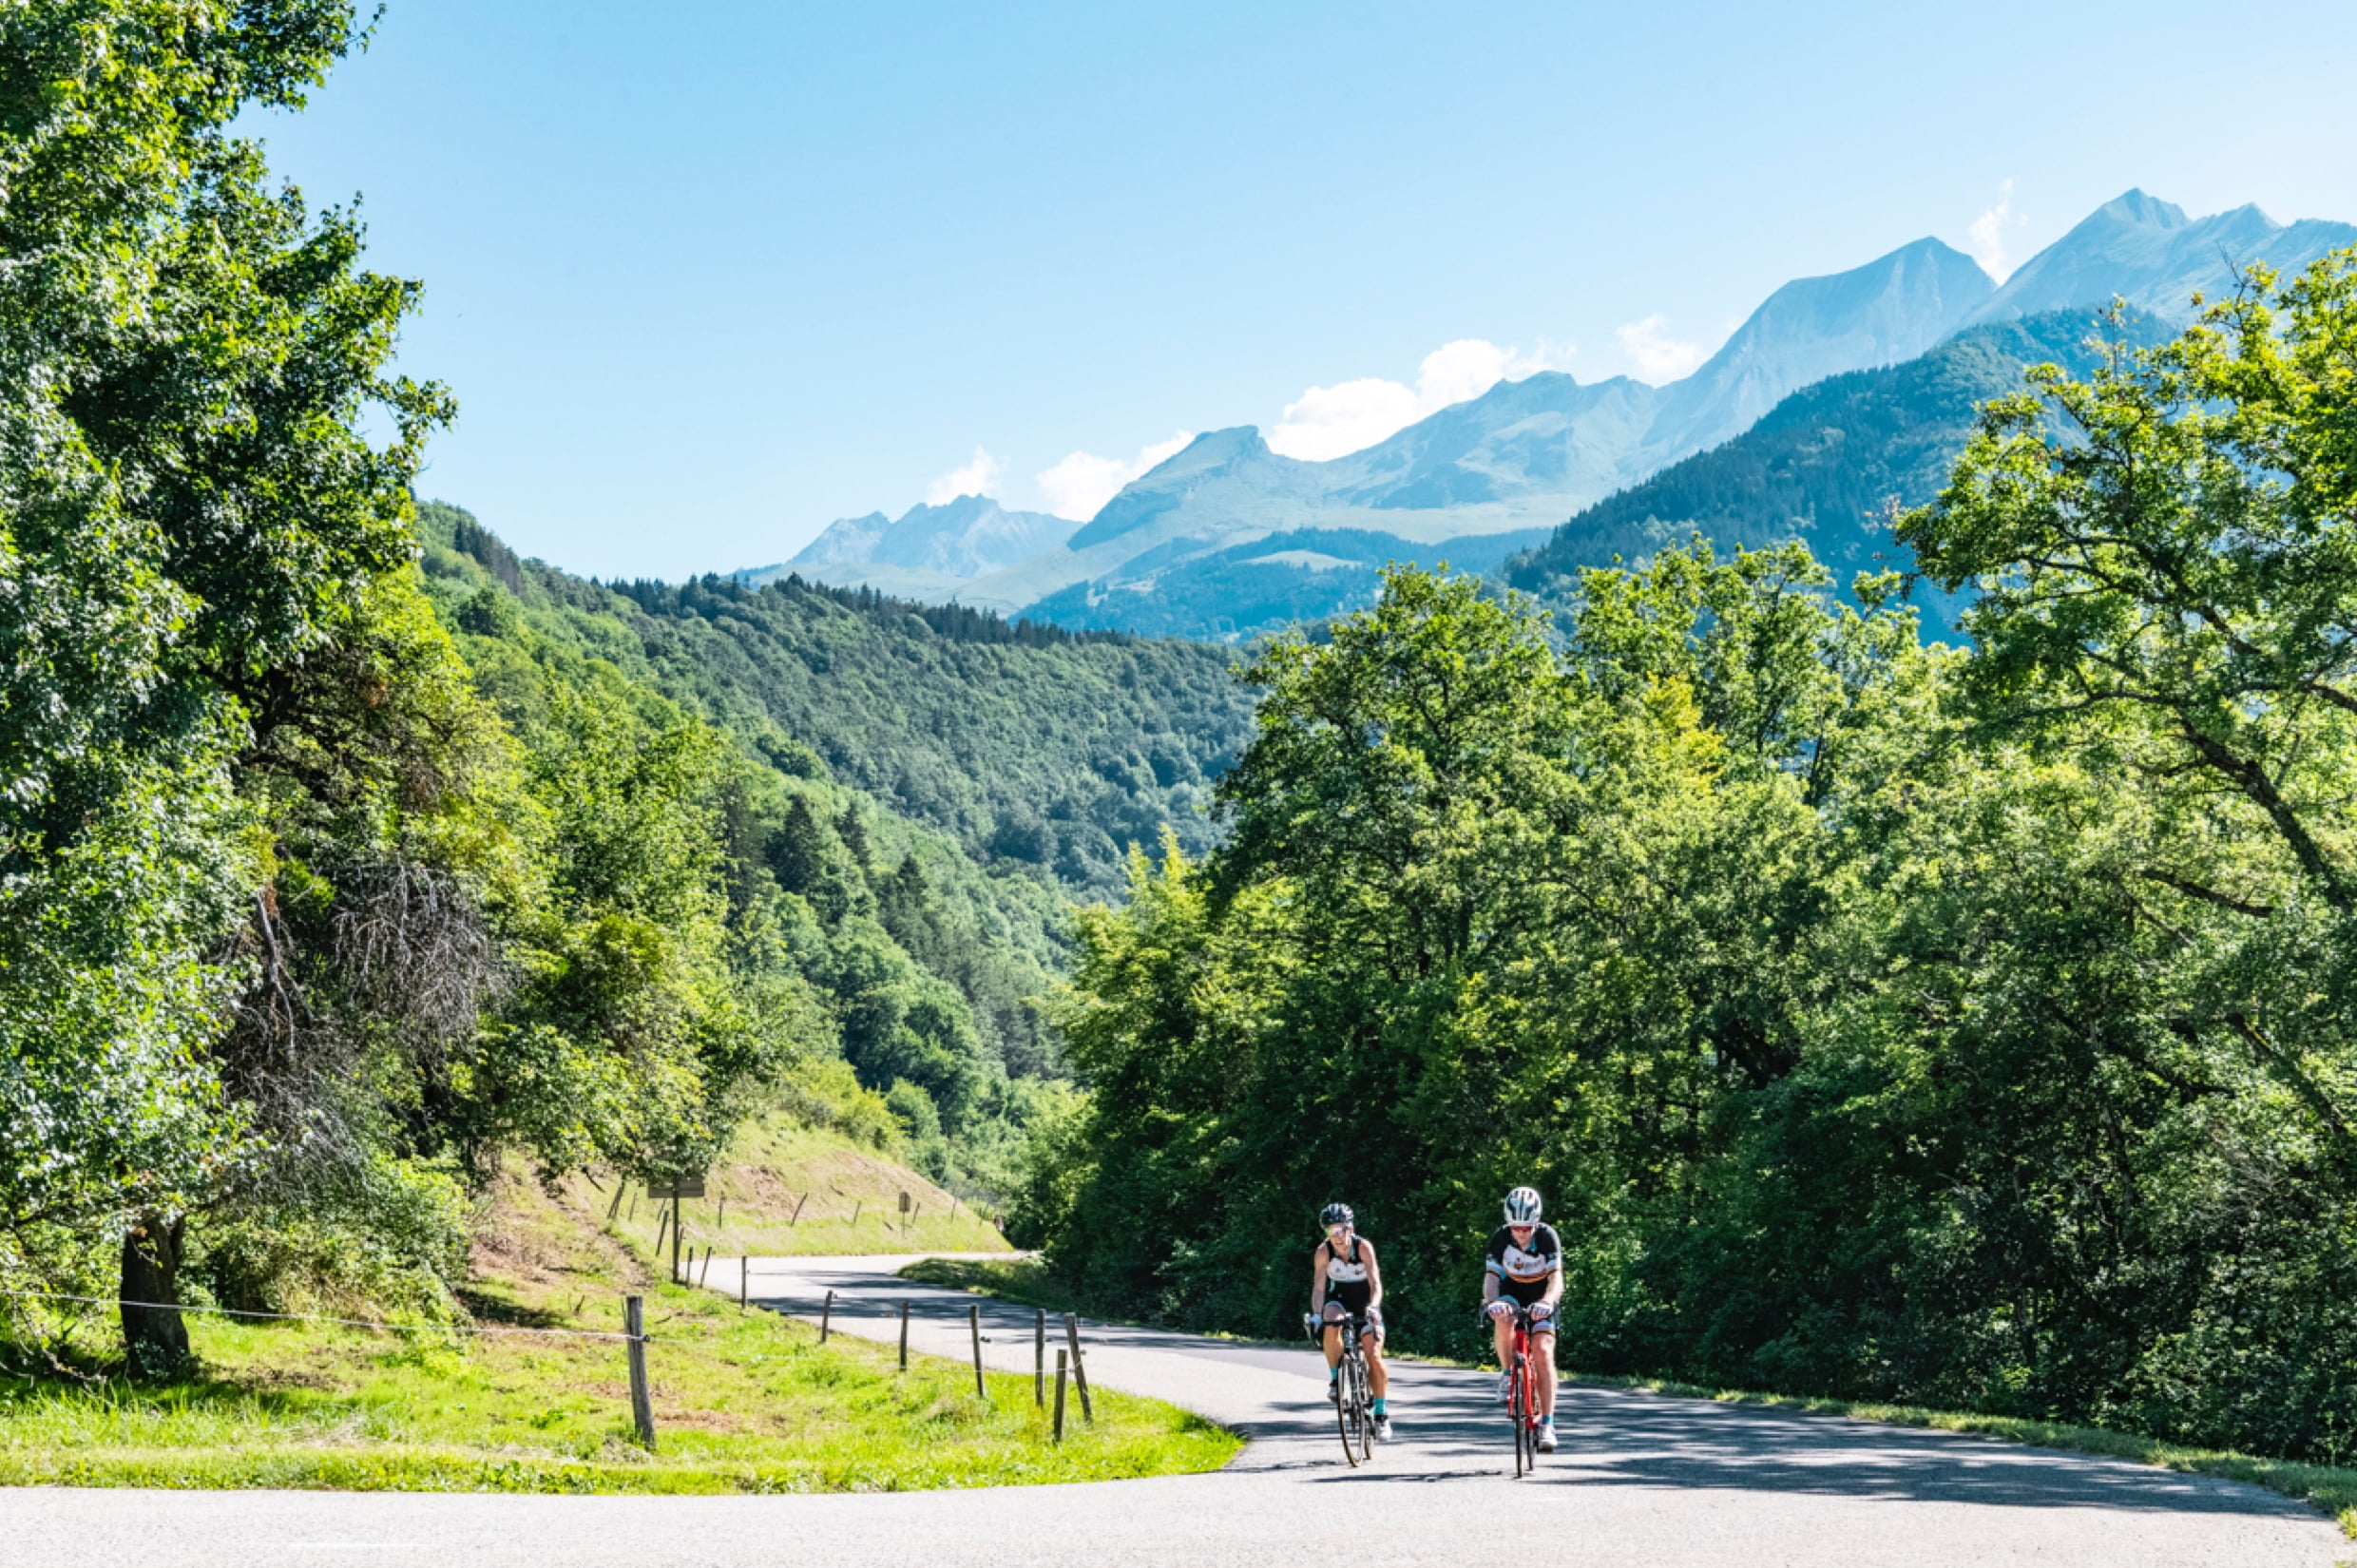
xmin=0 ymin=0 xmax=451 ymax=1329
xmin=0 ymin=5 xmax=962 ymax=1369
xmin=1027 ymin=259 xmax=2357 ymax=1471
xmin=413 ymin=504 xmax=1076 ymax=1200
xmin=532 ymin=560 xmax=1256 ymax=901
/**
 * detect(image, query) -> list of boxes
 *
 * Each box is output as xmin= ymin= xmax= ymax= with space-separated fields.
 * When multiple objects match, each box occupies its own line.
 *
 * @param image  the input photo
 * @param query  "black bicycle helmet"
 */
xmin=1319 ymin=1202 xmax=1354 ymax=1229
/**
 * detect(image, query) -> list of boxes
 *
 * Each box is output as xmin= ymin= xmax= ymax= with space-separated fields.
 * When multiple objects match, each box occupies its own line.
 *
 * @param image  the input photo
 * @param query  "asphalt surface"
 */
xmin=4 ymin=1252 xmax=2346 ymax=1568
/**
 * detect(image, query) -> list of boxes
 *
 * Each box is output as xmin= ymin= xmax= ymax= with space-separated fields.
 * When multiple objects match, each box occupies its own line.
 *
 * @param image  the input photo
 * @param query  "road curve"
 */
xmin=2 ymin=1252 xmax=2344 ymax=1568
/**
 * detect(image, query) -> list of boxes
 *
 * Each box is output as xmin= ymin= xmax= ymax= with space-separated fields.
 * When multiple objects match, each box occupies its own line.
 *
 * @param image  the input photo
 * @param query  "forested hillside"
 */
xmin=1504 ymin=311 xmax=2173 ymax=639
xmin=1018 ymin=258 xmax=2357 ymax=1466
xmin=428 ymin=513 xmax=1256 ymax=904
xmin=1021 ymin=525 xmax=1551 ymax=642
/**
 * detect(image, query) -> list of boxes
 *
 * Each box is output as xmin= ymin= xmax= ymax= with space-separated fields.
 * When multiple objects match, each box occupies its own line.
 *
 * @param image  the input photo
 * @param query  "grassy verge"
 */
xmin=1578 ymin=1373 xmax=2357 ymax=1539
xmin=598 ymin=1112 xmax=1011 ymax=1259
xmin=0 ymin=1168 xmax=1234 ymax=1494
xmin=898 ymin=1256 xmax=1068 ymax=1312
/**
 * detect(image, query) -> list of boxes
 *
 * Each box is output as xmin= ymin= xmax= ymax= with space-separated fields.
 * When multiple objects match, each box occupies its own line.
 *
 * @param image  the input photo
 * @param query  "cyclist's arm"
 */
xmin=1541 ymin=1267 xmax=1564 ymax=1310
xmin=1480 ymin=1269 xmax=1500 ymax=1306
xmin=1309 ymin=1248 xmax=1329 ymax=1317
xmin=1360 ymin=1240 xmax=1384 ymax=1313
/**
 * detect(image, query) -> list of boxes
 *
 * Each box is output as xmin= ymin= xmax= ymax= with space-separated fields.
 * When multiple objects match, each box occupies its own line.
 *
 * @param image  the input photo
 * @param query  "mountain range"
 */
xmin=738 ymin=191 xmax=2356 ymax=641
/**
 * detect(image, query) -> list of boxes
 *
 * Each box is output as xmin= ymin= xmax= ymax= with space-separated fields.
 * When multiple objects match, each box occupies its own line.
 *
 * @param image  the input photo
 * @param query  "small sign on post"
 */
xmin=897 ymin=1190 xmax=911 ymax=1214
xmin=645 ymin=1177 xmax=706 ymax=1199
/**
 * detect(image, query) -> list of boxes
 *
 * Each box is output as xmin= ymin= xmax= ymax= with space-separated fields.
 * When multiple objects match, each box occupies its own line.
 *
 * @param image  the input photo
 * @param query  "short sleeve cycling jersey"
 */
xmin=1485 ymin=1223 xmax=1562 ymax=1306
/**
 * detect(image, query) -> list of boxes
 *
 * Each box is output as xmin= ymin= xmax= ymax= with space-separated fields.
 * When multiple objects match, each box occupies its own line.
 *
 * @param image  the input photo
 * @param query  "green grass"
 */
xmin=1578 ymin=1373 xmax=2357 ymax=1540
xmin=897 ymin=1256 xmax=1068 ymax=1312
xmin=0 ymin=1168 xmax=1235 ymax=1495
xmin=604 ymin=1112 xmax=1012 ymax=1260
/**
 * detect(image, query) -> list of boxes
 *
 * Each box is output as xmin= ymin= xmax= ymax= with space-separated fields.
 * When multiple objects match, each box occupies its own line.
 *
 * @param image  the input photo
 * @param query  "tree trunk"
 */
xmin=120 ymin=1214 xmax=190 ymax=1378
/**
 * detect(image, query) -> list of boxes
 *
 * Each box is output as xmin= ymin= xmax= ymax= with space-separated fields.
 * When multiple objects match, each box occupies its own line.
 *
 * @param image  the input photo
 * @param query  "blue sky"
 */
xmin=251 ymin=0 xmax=2357 ymax=580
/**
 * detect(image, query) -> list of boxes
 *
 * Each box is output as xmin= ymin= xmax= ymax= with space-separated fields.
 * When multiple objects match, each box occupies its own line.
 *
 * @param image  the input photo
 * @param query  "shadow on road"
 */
xmin=1304 ymin=1379 xmax=2312 ymax=1518
xmin=752 ymin=1270 xmax=2313 ymax=1523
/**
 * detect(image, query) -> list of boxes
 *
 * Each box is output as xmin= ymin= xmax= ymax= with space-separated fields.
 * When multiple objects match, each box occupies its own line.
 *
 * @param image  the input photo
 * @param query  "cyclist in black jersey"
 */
xmin=1311 ymin=1202 xmax=1390 ymax=1441
xmin=1481 ymin=1185 xmax=1562 ymax=1453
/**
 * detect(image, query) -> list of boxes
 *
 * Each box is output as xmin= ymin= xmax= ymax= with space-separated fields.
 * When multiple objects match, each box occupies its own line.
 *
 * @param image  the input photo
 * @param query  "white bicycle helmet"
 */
xmin=1503 ymin=1186 xmax=1543 ymax=1223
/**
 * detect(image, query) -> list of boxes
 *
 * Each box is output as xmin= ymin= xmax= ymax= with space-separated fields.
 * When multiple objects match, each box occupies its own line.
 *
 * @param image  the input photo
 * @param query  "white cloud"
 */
xmin=1034 ymin=431 xmax=1194 ymax=521
xmin=1966 ymin=178 xmax=2027 ymax=283
xmin=1613 ymin=316 xmax=1707 ymax=384
xmin=1266 ymin=337 xmax=1575 ymax=462
xmin=924 ymin=446 xmax=1005 ymax=507
xmin=1266 ymin=376 xmax=1425 ymax=462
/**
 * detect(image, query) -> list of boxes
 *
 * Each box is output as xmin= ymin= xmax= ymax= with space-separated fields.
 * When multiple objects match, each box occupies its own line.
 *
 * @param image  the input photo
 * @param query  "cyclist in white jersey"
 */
xmin=1481 ymin=1185 xmax=1562 ymax=1452
xmin=1311 ymin=1203 xmax=1391 ymax=1440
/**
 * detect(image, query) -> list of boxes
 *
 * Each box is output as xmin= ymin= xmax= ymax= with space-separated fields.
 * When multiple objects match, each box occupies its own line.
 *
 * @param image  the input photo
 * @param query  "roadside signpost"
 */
xmin=648 ymin=1176 xmax=705 ymax=1283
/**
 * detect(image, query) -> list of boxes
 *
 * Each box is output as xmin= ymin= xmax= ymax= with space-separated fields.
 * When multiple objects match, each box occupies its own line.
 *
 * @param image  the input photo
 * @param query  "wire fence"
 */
xmin=0 ymin=1288 xmax=643 ymax=1342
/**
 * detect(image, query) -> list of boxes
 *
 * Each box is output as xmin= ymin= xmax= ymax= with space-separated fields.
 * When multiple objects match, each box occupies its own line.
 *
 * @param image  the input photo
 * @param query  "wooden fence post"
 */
xmin=790 ymin=1193 xmax=808 ymax=1226
xmin=738 ymin=1254 xmax=747 ymax=1309
xmin=699 ymin=1247 xmax=713 ymax=1288
xmin=1053 ymin=1349 xmax=1067 ymax=1443
xmin=820 ymin=1289 xmax=834 ymax=1343
xmin=853 ymin=1200 xmax=862 ymax=1226
xmin=898 ymin=1300 xmax=910 ymax=1369
xmin=969 ymin=1304 xmax=986 ymax=1400
xmin=1063 ymin=1313 xmax=1093 ymax=1424
xmin=670 ymin=1194 xmax=682 ymax=1285
xmin=652 ymin=1205 xmax=669 ymax=1258
xmin=624 ymin=1294 xmax=655 ymax=1452
xmin=605 ymin=1181 xmax=626 ymax=1222
xmin=1034 ymin=1309 xmax=1044 ymax=1406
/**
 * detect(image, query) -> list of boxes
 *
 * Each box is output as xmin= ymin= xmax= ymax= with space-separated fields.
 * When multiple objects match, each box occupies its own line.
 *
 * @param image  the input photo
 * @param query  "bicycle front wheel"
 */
xmin=1508 ymin=1354 xmax=1529 ymax=1477
xmin=1336 ymin=1355 xmax=1364 ymax=1466
xmin=1352 ymin=1358 xmax=1373 ymax=1463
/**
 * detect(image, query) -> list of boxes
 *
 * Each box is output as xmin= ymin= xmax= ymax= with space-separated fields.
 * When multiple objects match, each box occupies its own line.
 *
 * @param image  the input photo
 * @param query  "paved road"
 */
xmin=4 ymin=1252 xmax=2346 ymax=1568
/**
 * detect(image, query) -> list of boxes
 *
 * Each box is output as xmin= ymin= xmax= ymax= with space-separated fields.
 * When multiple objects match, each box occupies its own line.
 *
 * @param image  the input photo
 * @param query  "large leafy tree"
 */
xmin=0 ymin=1 xmax=447 ymax=1367
xmin=1902 ymin=256 xmax=2357 ymax=1165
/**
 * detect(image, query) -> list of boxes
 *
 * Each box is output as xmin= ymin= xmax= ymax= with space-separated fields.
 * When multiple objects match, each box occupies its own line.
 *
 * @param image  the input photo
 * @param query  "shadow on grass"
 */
xmin=454 ymin=1287 xmax=571 ymax=1330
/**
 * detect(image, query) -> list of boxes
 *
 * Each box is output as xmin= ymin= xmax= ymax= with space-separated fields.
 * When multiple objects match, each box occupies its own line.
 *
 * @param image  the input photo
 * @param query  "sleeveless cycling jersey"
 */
xmin=1322 ymin=1236 xmax=1373 ymax=1313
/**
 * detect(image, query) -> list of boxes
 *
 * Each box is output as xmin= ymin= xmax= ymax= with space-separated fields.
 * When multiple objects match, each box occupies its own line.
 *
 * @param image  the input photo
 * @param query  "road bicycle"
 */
xmin=1305 ymin=1310 xmax=1375 ymax=1466
xmin=1493 ymin=1303 xmax=1546 ymax=1477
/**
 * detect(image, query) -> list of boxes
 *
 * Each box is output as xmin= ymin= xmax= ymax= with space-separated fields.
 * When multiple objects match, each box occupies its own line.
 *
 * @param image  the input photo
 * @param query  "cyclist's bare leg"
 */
xmin=1362 ymin=1329 xmax=1389 ymax=1400
xmin=1322 ymin=1304 xmax=1346 ymax=1371
xmin=1490 ymin=1312 xmax=1516 ymax=1371
xmin=1532 ymin=1328 xmax=1558 ymax=1419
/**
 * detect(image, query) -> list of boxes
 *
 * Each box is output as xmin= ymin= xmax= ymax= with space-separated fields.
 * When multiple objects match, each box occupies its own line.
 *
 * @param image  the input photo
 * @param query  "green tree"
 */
xmin=0 ymin=0 xmax=448 ymax=1370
